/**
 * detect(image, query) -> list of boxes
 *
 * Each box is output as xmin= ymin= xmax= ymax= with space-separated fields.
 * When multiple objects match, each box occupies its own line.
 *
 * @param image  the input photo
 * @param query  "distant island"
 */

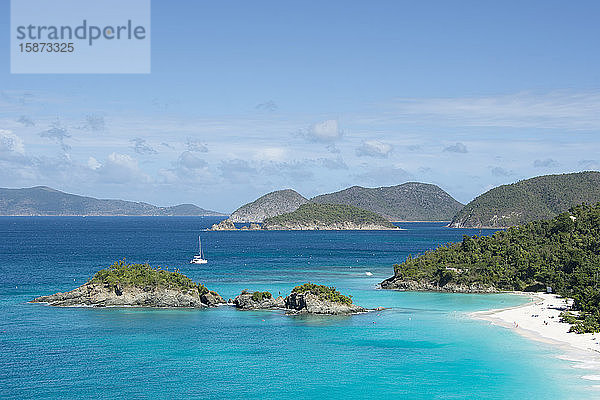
xmin=449 ymin=171 xmax=600 ymax=228
xmin=262 ymin=203 xmax=398 ymax=230
xmin=382 ymin=202 xmax=600 ymax=333
xmin=312 ymin=182 xmax=463 ymax=221
xmin=212 ymin=203 xmax=399 ymax=230
xmin=0 ymin=186 xmax=226 ymax=216
xmin=31 ymin=260 xmax=224 ymax=308
xmin=233 ymin=283 xmax=368 ymax=314
xmin=228 ymin=183 xmax=463 ymax=223
xmin=8 ymin=172 xmax=600 ymax=226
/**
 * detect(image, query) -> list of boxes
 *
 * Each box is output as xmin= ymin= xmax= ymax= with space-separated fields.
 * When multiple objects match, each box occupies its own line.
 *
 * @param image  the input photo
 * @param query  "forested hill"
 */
xmin=449 ymin=171 xmax=600 ymax=228
xmin=229 ymin=189 xmax=308 ymax=222
xmin=382 ymin=202 xmax=600 ymax=332
xmin=0 ymin=186 xmax=225 ymax=216
xmin=262 ymin=203 xmax=397 ymax=230
xmin=311 ymin=182 xmax=463 ymax=221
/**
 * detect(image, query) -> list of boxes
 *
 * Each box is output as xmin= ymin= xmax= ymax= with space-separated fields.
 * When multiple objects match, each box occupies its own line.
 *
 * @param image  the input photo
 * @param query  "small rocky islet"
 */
xmin=32 ymin=262 xmax=368 ymax=315
xmin=233 ymin=283 xmax=368 ymax=315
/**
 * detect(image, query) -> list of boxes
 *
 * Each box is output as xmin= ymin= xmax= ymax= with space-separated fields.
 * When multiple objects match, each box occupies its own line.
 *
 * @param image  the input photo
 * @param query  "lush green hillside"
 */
xmin=262 ymin=203 xmax=396 ymax=229
xmin=382 ymin=203 xmax=600 ymax=332
xmin=91 ymin=260 xmax=212 ymax=294
xmin=291 ymin=283 xmax=353 ymax=305
xmin=229 ymin=189 xmax=308 ymax=222
xmin=450 ymin=171 xmax=600 ymax=228
xmin=0 ymin=186 xmax=225 ymax=216
xmin=311 ymin=182 xmax=463 ymax=221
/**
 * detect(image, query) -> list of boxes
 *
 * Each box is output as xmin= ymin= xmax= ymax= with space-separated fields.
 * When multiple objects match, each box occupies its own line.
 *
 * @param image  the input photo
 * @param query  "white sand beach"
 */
xmin=471 ymin=293 xmax=600 ymax=356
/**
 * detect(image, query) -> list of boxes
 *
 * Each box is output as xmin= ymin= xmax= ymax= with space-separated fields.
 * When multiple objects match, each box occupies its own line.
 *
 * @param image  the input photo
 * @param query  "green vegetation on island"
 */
xmin=251 ymin=291 xmax=273 ymax=302
xmin=291 ymin=283 xmax=353 ymax=305
xmin=450 ymin=171 xmax=600 ymax=228
xmin=383 ymin=202 xmax=600 ymax=332
xmin=91 ymin=260 xmax=212 ymax=295
xmin=33 ymin=260 xmax=224 ymax=308
xmin=262 ymin=203 xmax=396 ymax=229
xmin=311 ymin=182 xmax=463 ymax=221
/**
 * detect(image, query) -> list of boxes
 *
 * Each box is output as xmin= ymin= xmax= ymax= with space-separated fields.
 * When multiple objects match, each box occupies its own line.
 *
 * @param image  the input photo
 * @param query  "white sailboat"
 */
xmin=190 ymin=236 xmax=208 ymax=264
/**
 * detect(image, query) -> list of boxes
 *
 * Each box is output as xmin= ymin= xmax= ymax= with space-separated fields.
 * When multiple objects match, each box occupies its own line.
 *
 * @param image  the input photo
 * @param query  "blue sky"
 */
xmin=1 ymin=0 xmax=599 ymax=212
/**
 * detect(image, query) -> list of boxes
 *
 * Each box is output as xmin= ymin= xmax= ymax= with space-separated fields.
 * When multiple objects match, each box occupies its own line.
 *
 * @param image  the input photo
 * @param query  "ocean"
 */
xmin=0 ymin=217 xmax=595 ymax=399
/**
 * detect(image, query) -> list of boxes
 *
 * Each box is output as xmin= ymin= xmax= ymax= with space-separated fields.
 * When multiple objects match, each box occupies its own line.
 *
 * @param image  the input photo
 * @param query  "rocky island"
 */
xmin=233 ymin=290 xmax=285 ymax=309
xmin=210 ymin=203 xmax=397 ymax=231
xmin=210 ymin=219 xmax=261 ymax=231
xmin=262 ymin=203 xmax=398 ymax=230
xmin=31 ymin=260 xmax=224 ymax=308
xmin=232 ymin=283 xmax=367 ymax=315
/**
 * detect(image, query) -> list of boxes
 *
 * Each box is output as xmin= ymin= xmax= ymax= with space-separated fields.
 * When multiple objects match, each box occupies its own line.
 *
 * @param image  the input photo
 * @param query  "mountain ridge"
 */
xmin=311 ymin=182 xmax=463 ymax=221
xmin=229 ymin=189 xmax=309 ymax=222
xmin=0 ymin=186 xmax=226 ymax=216
xmin=449 ymin=171 xmax=600 ymax=228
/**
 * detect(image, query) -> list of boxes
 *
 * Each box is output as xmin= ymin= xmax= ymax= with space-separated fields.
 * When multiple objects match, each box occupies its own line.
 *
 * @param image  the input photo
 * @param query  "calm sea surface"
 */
xmin=0 ymin=217 xmax=595 ymax=399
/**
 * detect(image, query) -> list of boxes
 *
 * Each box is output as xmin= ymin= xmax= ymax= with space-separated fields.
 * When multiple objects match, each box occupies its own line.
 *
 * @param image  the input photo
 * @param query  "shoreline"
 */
xmin=471 ymin=292 xmax=600 ymax=358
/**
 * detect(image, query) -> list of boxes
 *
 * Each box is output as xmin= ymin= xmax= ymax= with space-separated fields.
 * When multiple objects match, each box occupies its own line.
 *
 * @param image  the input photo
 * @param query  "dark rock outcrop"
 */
xmin=284 ymin=292 xmax=365 ymax=314
xmin=380 ymin=277 xmax=498 ymax=293
xmin=210 ymin=219 xmax=237 ymax=230
xmin=31 ymin=282 xmax=224 ymax=308
xmin=233 ymin=290 xmax=285 ymax=310
xmin=232 ymin=287 xmax=368 ymax=315
xmin=240 ymin=223 xmax=261 ymax=230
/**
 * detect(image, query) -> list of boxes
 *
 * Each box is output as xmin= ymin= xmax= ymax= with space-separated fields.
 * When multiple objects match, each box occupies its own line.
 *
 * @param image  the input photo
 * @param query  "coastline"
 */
xmin=471 ymin=293 xmax=600 ymax=358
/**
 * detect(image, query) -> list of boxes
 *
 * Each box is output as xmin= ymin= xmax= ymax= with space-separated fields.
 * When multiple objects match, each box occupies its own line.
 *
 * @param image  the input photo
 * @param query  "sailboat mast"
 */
xmin=199 ymin=236 xmax=203 ymax=258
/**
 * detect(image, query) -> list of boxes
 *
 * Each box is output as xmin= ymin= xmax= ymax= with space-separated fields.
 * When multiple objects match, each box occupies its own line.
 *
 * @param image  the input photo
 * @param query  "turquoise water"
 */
xmin=0 ymin=217 xmax=595 ymax=399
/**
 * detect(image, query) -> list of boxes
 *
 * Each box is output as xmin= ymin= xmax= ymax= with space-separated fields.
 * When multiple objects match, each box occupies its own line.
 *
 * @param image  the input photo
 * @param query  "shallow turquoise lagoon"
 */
xmin=0 ymin=217 xmax=595 ymax=398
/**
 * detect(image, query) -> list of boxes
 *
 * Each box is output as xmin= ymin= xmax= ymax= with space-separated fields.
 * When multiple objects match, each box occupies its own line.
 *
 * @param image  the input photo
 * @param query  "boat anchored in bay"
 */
xmin=190 ymin=236 xmax=208 ymax=264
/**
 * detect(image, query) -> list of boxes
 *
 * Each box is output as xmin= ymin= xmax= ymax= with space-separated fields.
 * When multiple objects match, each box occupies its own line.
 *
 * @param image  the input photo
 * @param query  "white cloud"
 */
xmin=39 ymin=121 xmax=71 ymax=151
xmin=298 ymin=119 xmax=343 ymax=142
xmin=96 ymin=153 xmax=150 ymax=184
xmin=17 ymin=115 xmax=35 ymax=127
xmin=255 ymin=147 xmax=286 ymax=161
xmin=356 ymin=140 xmax=393 ymax=158
xmin=81 ymin=114 xmax=105 ymax=132
xmin=255 ymin=100 xmax=278 ymax=112
xmin=490 ymin=166 xmax=514 ymax=177
xmin=533 ymin=158 xmax=559 ymax=168
xmin=186 ymin=138 xmax=208 ymax=152
xmin=87 ymin=157 xmax=101 ymax=170
xmin=0 ymin=130 xmax=25 ymax=155
xmin=443 ymin=142 xmax=468 ymax=154
xmin=178 ymin=151 xmax=207 ymax=169
xmin=131 ymin=137 xmax=157 ymax=155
